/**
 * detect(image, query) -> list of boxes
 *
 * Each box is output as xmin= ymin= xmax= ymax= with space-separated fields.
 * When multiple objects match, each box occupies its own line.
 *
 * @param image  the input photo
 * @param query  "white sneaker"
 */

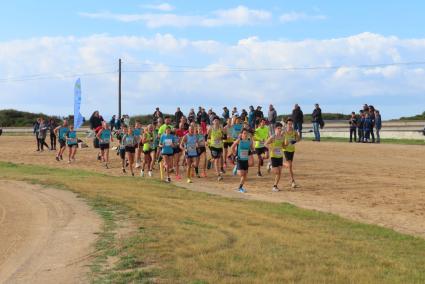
xmin=140 ymin=170 xmax=144 ymax=177
xmin=272 ymin=186 xmax=279 ymax=192
xmin=148 ymin=171 xmax=152 ymax=177
xmin=291 ymin=181 xmax=297 ymax=189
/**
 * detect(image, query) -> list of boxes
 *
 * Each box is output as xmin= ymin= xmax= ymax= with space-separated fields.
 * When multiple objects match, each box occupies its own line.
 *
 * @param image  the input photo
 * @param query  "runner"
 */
xmin=174 ymin=123 xmax=187 ymax=180
xmin=207 ymin=117 xmax=225 ymax=181
xmin=283 ymin=118 xmax=301 ymax=189
xmin=65 ymin=125 xmax=78 ymax=163
xmin=196 ymin=125 xmax=207 ymax=177
xmin=38 ymin=117 xmax=50 ymax=151
xmin=122 ymin=127 xmax=138 ymax=176
xmin=253 ymin=118 xmax=270 ymax=176
xmin=151 ymin=122 xmax=160 ymax=169
xmin=54 ymin=119 xmax=69 ymax=161
xmin=96 ymin=121 xmax=113 ymax=168
xmin=229 ymin=128 xmax=254 ymax=193
xmin=265 ymin=122 xmax=285 ymax=192
xmin=141 ymin=124 xmax=154 ymax=177
xmin=117 ymin=125 xmax=128 ymax=173
xmin=133 ymin=121 xmax=143 ymax=168
xmin=232 ymin=116 xmax=244 ymax=141
xmin=180 ymin=124 xmax=199 ymax=183
xmin=223 ymin=118 xmax=234 ymax=169
xmin=159 ymin=126 xmax=175 ymax=183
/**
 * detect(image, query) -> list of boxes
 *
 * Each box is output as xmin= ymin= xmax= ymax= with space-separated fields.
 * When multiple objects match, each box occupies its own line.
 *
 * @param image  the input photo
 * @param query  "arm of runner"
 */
xmin=229 ymin=139 xmax=239 ymax=157
xmin=180 ymin=135 xmax=187 ymax=151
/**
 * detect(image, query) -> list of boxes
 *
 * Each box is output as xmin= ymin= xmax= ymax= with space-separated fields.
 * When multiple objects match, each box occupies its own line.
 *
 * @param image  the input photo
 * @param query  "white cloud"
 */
xmin=1 ymin=33 xmax=425 ymax=118
xmin=280 ymin=12 xmax=326 ymax=23
xmin=140 ymin=3 xmax=175 ymax=12
xmin=79 ymin=6 xmax=272 ymax=28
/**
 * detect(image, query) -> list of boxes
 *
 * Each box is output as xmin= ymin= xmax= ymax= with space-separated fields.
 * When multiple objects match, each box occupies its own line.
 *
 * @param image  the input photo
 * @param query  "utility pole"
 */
xmin=118 ymin=58 xmax=122 ymax=118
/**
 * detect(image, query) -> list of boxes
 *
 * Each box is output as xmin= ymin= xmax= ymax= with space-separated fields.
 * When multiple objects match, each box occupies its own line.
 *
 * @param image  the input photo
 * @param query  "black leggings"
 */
xmin=39 ymin=138 xmax=49 ymax=150
xmin=50 ymin=134 xmax=57 ymax=149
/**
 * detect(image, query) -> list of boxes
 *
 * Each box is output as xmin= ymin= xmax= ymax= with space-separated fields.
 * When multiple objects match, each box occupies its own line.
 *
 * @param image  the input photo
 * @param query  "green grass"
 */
xmin=315 ymin=136 xmax=425 ymax=145
xmin=1 ymin=161 xmax=425 ymax=283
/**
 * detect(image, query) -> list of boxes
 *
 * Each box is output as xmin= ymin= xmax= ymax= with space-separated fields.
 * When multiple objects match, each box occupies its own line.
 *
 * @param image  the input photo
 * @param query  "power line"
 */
xmin=0 ymin=71 xmax=117 ymax=84
xmin=121 ymin=61 xmax=425 ymax=73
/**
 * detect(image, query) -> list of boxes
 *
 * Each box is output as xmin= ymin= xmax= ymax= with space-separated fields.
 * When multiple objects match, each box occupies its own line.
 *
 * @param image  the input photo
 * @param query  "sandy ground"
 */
xmin=0 ymin=135 xmax=424 ymax=239
xmin=0 ymin=180 xmax=101 ymax=284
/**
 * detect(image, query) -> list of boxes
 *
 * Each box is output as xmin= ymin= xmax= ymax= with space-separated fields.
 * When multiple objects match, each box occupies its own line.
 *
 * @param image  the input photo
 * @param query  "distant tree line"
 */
xmin=399 ymin=111 xmax=425 ymax=121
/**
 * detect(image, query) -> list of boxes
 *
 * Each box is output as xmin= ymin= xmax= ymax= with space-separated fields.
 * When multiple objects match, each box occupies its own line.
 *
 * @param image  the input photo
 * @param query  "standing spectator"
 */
xmin=268 ymin=104 xmax=277 ymax=134
xmin=109 ymin=115 xmax=116 ymax=131
xmin=292 ymin=104 xmax=304 ymax=139
xmin=222 ymin=107 xmax=230 ymax=121
xmin=231 ymin=107 xmax=239 ymax=117
xmin=152 ymin=107 xmax=163 ymax=124
xmin=33 ymin=118 xmax=41 ymax=151
xmin=349 ymin=112 xmax=358 ymax=143
xmin=174 ymin=107 xmax=184 ymax=128
xmin=363 ymin=113 xmax=372 ymax=143
xmin=240 ymin=109 xmax=248 ymax=122
xmin=368 ymin=105 xmax=376 ymax=143
xmin=115 ymin=116 xmax=122 ymax=130
xmin=312 ymin=103 xmax=322 ymax=142
xmin=358 ymin=110 xmax=365 ymax=142
xmin=196 ymin=106 xmax=203 ymax=124
xmin=188 ymin=108 xmax=196 ymax=123
xmin=38 ymin=117 xmax=50 ymax=151
xmin=254 ymin=106 xmax=264 ymax=127
xmin=48 ymin=118 xmax=58 ymax=150
xmin=123 ymin=115 xmax=130 ymax=127
xmin=375 ymin=110 xmax=382 ymax=143
xmin=200 ymin=108 xmax=209 ymax=134
xmin=363 ymin=104 xmax=369 ymax=113
xmin=248 ymin=106 xmax=255 ymax=129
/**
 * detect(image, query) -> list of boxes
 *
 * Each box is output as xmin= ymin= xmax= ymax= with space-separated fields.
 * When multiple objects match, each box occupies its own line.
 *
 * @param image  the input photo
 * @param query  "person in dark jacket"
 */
xmin=48 ymin=118 xmax=58 ymax=150
xmin=152 ymin=107 xmax=163 ymax=124
xmin=311 ymin=104 xmax=322 ymax=141
xmin=363 ymin=113 xmax=372 ymax=143
xmin=254 ymin=106 xmax=264 ymax=127
xmin=292 ymin=104 xmax=304 ymax=139
xmin=222 ymin=107 xmax=230 ymax=121
xmin=188 ymin=108 xmax=196 ymax=123
xmin=248 ymin=106 xmax=255 ymax=129
xmin=348 ymin=112 xmax=358 ymax=143
xmin=174 ymin=107 xmax=183 ymax=128
xmin=374 ymin=110 xmax=382 ymax=143
xmin=89 ymin=110 xmax=104 ymax=160
xmin=38 ymin=117 xmax=50 ymax=151
xmin=33 ymin=118 xmax=41 ymax=151
xmin=357 ymin=111 xmax=365 ymax=142
xmin=268 ymin=104 xmax=277 ymax=134
xmin=109 ymin=115 xmax=116 ymax=131
xmin=368 ymin=105 xmax=376 ymax=143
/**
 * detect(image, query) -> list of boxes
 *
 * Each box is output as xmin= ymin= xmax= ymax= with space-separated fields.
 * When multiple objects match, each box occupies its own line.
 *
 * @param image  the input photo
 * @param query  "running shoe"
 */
xmin=272 ymin=186 xmax=280 ymax=192
xmin=220 ymin=168 xmax=226 ymax=174
xmin=105 ymin=163 xmax=109 ymax=169
xmin=148 ymin=171 xmax=153 ymax=177
xmin=238 ymin=187 xmax=246 ymax=193
xmin=60 ymin=155 xmax=63 ymax=160
xmin=68 ymin=160 xmax=71 ymax=164
xmin=232 ymin=165 xmax=238 ymax=176
xmin=187 ymin=179 xmax=192 ymax=184
xmin=55 ymin=156 xmax=60 ymax=162
xmin=140 ymin=170 xmax=145 ymax=177
xmin=291 ymin=181 xmax=297 ymax=189
xmin=175 ymin=175 xmax=182 ymax=180
xmin=217 ymin=175 xmax=223 ymax=181
xmin=165 ymin=177 xmax=171 ymax=183
xmin=257 ymin=172 xmax=262 ymax=177
xmin=200 ymin=172 xmax=207 ymax=178
xmin=267 ymin=162 xmax=272 ymax=173
xmin=131 ymin=172 xmax=135 ymax=176
xmin=122 ymin=168 xmax=126 ymax=173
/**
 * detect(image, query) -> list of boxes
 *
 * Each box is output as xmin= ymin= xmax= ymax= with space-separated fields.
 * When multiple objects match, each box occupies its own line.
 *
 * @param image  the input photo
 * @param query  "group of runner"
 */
xmin=52 ymin=107 xmax=301 ymax=193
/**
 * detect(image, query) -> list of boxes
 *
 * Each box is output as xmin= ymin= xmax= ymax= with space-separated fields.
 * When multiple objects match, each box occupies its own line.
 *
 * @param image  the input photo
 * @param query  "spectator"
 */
xmin=368 ymin=105 xmax=376 ymax=143
xmin=200 ymin=108 xmax=209 ymax=134
xmin=188 ymin=108 xmax=196 ymax=123
xmin=231 ymin=107 xmax=239 ymax=117
xmin=248 ymin=106 xmax=255 ymax=129
xmin=33 ymin=118 xmax=41 ymax=151
xmin=268 ymin=104 xmax=277 ymax=134
xmin=38 ymin=117 xmax=50 ymax=151
xmin=349 ymin=112 xmax=358 ymax=143
xmin=375 ymin=110 xmax=382 ymax=143
xmin=89 ymin=110 xmax=104 ymax=160
xmin=240 ymin=109 xmax=248 ymax=122
xmin=222 ymin=107 xmax=230 ymax=121
xmin=292 ymin=104 xmax=304 ymax=139
xmin=312 ymin=103 xmax=322 ymax=142
xmin=196 ymin=106 xmax=202 ymax=124
xmin=358 ymin=111 xmax=365 ymax=142
xmin=123 ymin=114 xmax=130 ymax=127
xmin=174 ymin=107 xmax=183 ymax=128
xmin=180 ymin=116 xmax=189 ymax=130
xmin=152 ymin=107 xmax=163 ymax=123
xmin=363 ymin=113 xmax=372 ymax=143
xmin=48 ymin=118 xmax=58 ymax=150
xmin=254 ymin=106 xmax=264 ymax=127
xmin=115 ymin=116 xmax=122 ymax=130
xmin=109 ymin=115 xmax=116 ymax=131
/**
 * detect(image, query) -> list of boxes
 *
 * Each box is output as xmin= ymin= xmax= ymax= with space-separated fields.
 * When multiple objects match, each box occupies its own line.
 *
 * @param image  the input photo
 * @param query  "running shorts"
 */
xmin=125 ymin=146 xmax=135 ymax=153
xmin=197 ymin=146 xmax=206 ymax=155
xmin=210 ymin=147 xmax=223 ymax=159
xmin=255 ymin=147 xmax=268 ymax=155
xmin=59 ymin=139 xmax=66 ymax=148
xmin=284 ymin=151 xmax=294 ymax=161
xmin=271 ymin=157 xmax=283 ymax=168
xmin=237 ymin=160 xmax=249 ymax=171
xmin=100 ymin=143 xmax=110 ymax=150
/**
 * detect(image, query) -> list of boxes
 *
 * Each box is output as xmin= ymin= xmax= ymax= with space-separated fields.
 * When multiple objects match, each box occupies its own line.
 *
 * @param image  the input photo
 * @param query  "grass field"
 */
xmin=1 ymin=161 xmax=425 ymax=283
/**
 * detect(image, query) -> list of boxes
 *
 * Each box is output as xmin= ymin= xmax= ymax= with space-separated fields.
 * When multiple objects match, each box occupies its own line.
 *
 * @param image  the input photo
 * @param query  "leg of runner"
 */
xmin=128 ymin=151 xmax=135 ymax=176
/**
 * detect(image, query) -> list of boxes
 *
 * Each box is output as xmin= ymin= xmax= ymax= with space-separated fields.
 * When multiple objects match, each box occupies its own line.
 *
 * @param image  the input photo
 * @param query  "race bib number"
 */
xmin=214 ymin=139 xmax=221 ymax=145
xmin=273 ymin=148 xmax=282 ymax=156
xmin=165 ymin=139 xmax=172 ymax=146
xmin=187 ymin=144 xmax=196 ymax=154
xmin=239 ymin=149 xmax=249 ymax=159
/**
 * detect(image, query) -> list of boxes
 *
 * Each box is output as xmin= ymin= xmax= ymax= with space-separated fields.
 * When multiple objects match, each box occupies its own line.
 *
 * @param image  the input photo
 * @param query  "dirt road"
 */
xmin=0 ymin=180 xmax=101 ymax=284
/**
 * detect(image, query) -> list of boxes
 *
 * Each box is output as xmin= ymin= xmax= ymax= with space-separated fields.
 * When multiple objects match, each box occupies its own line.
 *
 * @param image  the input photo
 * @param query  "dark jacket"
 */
xmin=375 ymin=114 xmax=382 ymax=129
xmin=89 ymin=115 xmax=103 ymax=130
xmin=268 ymin=109 xmax=277 ymax=124
xmin=312 ymin=108 xmax=322 ymax=123
xmin=174 ymin=111 xmax=183 ymax=126
xmin=349 ymin=117 xmax=358 ymax=129
xmin=292 ymin=108 xmax=304 ymax=124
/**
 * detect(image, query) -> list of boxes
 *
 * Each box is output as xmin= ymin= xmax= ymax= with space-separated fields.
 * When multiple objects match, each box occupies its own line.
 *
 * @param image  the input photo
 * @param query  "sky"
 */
xmin=1 ymin=0 xmax=425 ymax=119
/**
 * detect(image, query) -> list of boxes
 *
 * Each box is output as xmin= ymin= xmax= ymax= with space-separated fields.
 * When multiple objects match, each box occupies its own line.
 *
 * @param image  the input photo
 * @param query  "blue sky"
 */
xmin=1 ymin=1 xmax=425 ymax=119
